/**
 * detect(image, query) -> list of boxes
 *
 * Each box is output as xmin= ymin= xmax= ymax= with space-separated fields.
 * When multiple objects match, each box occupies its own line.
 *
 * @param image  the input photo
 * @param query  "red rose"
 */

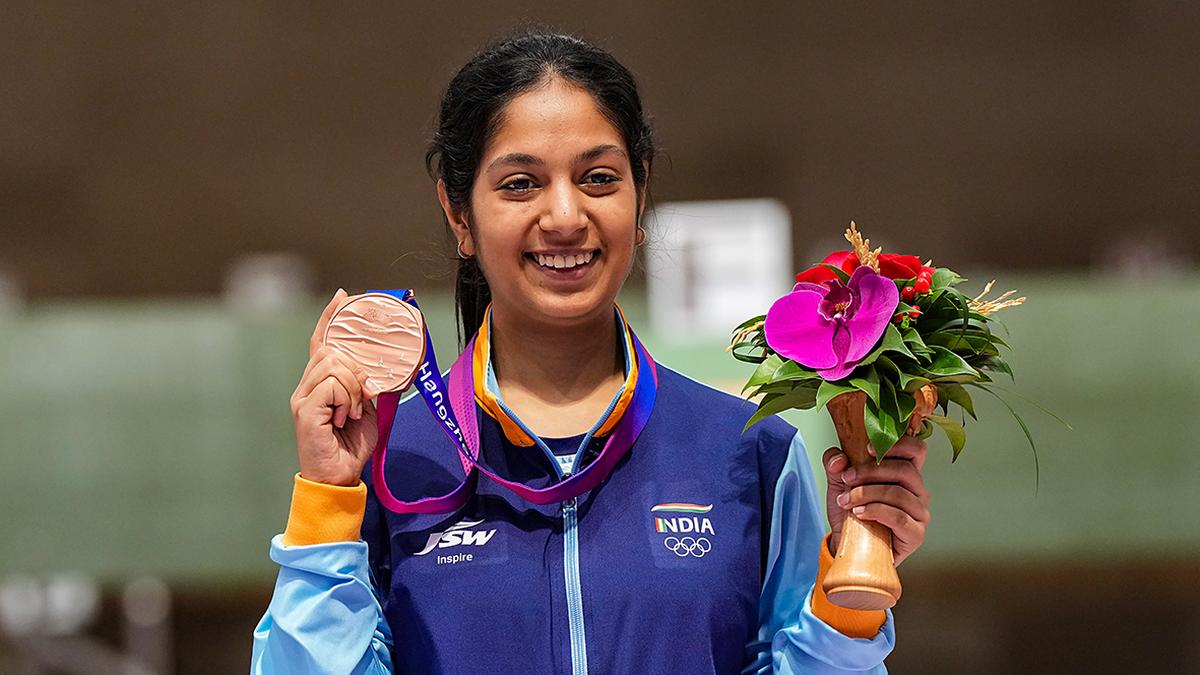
xmin=796 ymin=251 xmax=926 ymax=284
xmin=795 ymin=250 xmax=859 ymax=284
xmin=877 ymin=254 xmax=923 ymax=280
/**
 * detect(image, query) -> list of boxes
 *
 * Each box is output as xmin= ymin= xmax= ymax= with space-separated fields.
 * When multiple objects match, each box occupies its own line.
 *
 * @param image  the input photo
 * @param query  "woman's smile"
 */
xmin=524 ymin=248 xmax=602 ymax=284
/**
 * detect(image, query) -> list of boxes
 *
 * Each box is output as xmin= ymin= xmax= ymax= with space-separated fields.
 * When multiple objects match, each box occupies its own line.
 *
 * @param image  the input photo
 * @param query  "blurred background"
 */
xmin=2 ymin=2 xmax=1198 ymax=673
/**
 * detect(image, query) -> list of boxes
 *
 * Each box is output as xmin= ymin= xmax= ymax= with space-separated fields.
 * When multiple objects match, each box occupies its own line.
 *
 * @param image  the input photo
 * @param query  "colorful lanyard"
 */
xmin=369 ymin=290 xmax=658 ymax=514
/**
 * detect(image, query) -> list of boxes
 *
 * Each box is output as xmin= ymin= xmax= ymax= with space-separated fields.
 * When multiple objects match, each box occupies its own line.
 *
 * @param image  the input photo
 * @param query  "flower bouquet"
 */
xmin=729 ymin=222 xmax=1030 ymax=610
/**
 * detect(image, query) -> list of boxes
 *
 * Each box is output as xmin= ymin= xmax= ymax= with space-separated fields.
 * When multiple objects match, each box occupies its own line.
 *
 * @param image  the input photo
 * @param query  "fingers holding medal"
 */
xmin=290 ymin=289 xmax=426 ymax=486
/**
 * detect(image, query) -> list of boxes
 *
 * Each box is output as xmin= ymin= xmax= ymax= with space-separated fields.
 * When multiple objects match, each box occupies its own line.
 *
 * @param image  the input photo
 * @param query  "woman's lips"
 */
xmin=524 ymin=249 xmax=601 ymax=281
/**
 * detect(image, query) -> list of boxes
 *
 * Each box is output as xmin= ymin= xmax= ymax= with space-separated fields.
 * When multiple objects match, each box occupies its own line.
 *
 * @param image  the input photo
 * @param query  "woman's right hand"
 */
xmin=290 ymin=289 xmax=380 ymax=487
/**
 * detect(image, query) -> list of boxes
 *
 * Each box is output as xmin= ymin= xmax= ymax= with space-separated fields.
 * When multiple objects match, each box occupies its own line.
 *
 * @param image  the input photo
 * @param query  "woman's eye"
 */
xmin=501 ymin=178 xmax=536 ymax=192
xmin=582 ymin=172 xmax=619 ymax=186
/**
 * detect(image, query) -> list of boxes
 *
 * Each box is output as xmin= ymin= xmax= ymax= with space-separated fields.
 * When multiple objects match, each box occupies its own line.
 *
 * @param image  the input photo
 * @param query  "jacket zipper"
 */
xmin=562 ymin=494 xmax=588 ymax=675
xmin=490 ymin=365 xmax=627 ymax=675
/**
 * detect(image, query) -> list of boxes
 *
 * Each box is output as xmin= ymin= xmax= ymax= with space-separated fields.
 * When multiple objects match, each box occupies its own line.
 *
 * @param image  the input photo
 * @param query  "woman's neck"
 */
xmin=488 ymin=304 xmax=626 ymax=438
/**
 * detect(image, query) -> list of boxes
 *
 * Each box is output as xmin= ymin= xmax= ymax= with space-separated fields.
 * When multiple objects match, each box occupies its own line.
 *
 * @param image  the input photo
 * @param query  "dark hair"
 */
xmin=425 ymin=30 xmax=656 ymax=345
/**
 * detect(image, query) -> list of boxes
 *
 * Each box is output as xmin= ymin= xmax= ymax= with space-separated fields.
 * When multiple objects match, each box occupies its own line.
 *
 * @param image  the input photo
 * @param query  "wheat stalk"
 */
xmin=969 ymin=280 xmax=1026 ymax=315
xmin=726 ymin=320 xmax=765 ymax=352
xmin=844 ymin=221 xmax=881 ymax=270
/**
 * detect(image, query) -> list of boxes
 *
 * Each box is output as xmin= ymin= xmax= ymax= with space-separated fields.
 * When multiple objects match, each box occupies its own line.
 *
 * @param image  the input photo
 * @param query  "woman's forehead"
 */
xmin=482 ymin=79 xmax=626 ymax=167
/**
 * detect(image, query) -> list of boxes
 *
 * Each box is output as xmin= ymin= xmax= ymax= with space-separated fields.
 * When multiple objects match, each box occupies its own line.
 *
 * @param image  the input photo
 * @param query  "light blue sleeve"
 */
xmin=747 ymin=430 xmax=895 ymax=674
xmin=250 ymin=535 xmax=394 ymax=675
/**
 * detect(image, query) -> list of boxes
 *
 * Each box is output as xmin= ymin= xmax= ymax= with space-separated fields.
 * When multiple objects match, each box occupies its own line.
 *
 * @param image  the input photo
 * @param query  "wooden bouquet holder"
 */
xmin=822 ymin=385 xmax=938 ymax=610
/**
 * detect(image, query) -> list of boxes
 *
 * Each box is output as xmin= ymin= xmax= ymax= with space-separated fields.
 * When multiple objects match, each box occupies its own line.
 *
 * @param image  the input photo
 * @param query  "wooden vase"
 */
xmin=822 ymin=385 xmax=937 ymax=610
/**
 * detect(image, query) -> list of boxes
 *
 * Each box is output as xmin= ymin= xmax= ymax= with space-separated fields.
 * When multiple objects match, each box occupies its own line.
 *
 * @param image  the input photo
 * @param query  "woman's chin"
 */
xmin=536 ymin=292 xmax=615 ymax=323
xmin=497 ymin=286 xmax=618 ymax=329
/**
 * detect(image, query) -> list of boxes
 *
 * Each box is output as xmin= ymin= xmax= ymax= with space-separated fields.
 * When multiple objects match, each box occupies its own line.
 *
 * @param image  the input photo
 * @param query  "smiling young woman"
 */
xmin=446 ymin=77 xmax=643 ymax=438
xmin=251 ymin=30 xmax=929 ymax=675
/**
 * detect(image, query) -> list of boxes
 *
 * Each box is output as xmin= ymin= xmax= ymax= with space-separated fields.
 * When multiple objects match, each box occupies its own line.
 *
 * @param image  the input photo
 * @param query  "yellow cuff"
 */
xmin=810 ymin=532 xmax=888 ymax=638
xmin=281 ymin=473 xmax=368 ymax=546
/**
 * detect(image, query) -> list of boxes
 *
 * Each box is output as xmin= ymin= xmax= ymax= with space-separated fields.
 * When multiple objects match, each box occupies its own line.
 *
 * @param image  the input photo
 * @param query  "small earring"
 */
xmin=635 ymin=226 xmax=646 ymax=246
xmin=457 ymin=240 xmax=472 ymax=259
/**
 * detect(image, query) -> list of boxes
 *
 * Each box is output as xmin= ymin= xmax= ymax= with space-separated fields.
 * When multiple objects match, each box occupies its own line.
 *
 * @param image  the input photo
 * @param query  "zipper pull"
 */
xmin=563 ymin=496 xmax=577 ymax=512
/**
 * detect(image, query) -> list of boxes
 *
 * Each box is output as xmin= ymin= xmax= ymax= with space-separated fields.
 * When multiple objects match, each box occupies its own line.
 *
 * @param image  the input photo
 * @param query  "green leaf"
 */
xmin=927 ymin=414 xmax=967 ymax=461
xmin=925 ymin=332 xmax=1000 ymax=356
xmin=848 ymin=366 xmax=881 ymax=406
xmin=897 ymin=383 xmax=917 ymax=427
xmin=865 ymin=378 xmax=903 ymax=462
xmin=968 ymin=385 xmax=1040 ymax=493
xmin=771 ymin=360 xmax=824 ymax=383
xmin=931 ymin=267 xmax=964 ymax=289
xmin=732 ymin=313 xmax=767 ymax=333
xmin=898 ymin=372 xmax=931 ymax=393
xmin=936 ymin=382 xmax=977 ymax=419
xmin=925 ymin=317 xmax=992 ymax=335
xmin=990 ymin=385 xmax=1073 ymax=430
xmin=742 ymin=386 xmax=819 ymax=431
xmin=923 ymin=346 xmax=979 ymax=378
xmin=874 ymin=354 xmax=900 ymax=375
xmin=915 ymin=419 xmax=935 ymax=440
xmin=946 ymin=287 xmax=974 ymax=341
xmin=858 ymin=341 xmax=886 ymax=367
xmin=729 ymin=341 xmax=768 ymax=363
xmin=881 ymin=323 xmax=916 ymax=360
xmin=745 ymin=380 xmax=800 ymax=398
xmin=861 ymin=324 xmax=914 ymax=367
xmin=815 ymin=379 xmax=858 ymax=410
xmin=742 ymin=353 xmax=784 ymax=392
xmin=976 ymin=355 xmax=1014 ymax=380
xmin=820 ymin=263 xmax=852 ymax=283
xmin=901 ymin=326 xmax=929 ymax=351
xmin=922 ymin=287 xmax=948 ymax=309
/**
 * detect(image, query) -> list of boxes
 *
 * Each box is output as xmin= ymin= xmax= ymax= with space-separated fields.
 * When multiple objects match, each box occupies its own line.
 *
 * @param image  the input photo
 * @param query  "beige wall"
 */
xmin=3 ymin=2 xmax=1197 ymax=298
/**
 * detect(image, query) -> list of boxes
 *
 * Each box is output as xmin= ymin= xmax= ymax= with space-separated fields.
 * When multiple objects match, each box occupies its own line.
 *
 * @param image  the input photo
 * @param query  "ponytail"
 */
xmin=454 ymin=255 xmax=491 ymax=346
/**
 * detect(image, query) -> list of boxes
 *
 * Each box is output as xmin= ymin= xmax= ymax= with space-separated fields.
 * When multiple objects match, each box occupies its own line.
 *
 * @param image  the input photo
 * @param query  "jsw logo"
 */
xmin=414 ymin=519 xmax=496 ymax=556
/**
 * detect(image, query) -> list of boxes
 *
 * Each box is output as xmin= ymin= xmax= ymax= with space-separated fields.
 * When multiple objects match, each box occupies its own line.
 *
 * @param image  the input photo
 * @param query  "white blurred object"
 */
xmin=1 ymin=575 xmax=170 ymax=674
xmin=43 ymin=573 xmax=101 ymax=635
xmin=124 ymin=578 xmax=173 ymax=675
xmin=223 ymin=251 xmax=316 ymax=310
xmin=1093 ymin=227 xmax=1194 ymax=279
xmin=0 ymin=573 xmax=100 ymax=636
xmin=645 ymin=199 xmax=792 ymax=341
xmin=0 ymin=574 xmax=44 ymax=635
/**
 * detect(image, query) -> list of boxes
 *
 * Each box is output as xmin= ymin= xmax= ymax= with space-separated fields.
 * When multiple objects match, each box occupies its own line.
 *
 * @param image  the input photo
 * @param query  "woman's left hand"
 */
xmin=822 ymin=436 xmax=931 ymax=567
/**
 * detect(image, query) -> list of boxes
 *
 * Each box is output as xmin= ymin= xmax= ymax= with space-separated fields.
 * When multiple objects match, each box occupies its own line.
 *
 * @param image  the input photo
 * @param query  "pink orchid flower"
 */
xmin=764 ymin=266 xmax=900 ymax=381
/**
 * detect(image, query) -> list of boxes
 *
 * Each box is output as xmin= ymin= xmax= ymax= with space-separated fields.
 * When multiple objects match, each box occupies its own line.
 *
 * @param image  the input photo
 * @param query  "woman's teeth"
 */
xmin=533 ymin=251 xmax=595 ymax=269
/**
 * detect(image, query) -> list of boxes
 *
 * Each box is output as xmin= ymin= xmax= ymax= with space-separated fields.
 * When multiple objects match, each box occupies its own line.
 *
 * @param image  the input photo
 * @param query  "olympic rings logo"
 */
xmin=663 ymin=536 xmax=712 ymax=558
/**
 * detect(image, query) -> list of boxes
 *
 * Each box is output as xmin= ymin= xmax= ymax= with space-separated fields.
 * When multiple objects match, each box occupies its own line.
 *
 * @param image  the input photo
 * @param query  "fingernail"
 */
xmin=836 ymin=492 xmax=849 ymax=506
xmin=852 ymin=505 xmax=866 ymax=515
xmin=843 ymin=468 xmax=857 ymax=482
xmin=353 ymin=402 xmax=363 ymax=419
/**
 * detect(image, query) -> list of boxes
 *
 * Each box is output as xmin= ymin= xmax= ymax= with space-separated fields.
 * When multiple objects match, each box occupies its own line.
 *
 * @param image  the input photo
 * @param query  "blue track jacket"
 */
xmin=252 ymin=315 xmax=895 ymax=674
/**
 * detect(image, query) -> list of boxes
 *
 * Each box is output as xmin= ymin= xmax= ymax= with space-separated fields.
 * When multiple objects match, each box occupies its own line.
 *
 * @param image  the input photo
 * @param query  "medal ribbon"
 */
xmin=369 ymin=290 xmax=658 ymax=514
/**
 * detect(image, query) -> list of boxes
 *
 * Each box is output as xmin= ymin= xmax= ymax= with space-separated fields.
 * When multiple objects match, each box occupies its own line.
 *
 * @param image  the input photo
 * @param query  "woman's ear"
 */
xmin=437 ymin=179 xmax=474 ymax=256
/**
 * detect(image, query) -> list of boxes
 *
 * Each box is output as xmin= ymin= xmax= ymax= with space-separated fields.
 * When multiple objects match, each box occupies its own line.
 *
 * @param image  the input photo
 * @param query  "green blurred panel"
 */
xmin=1 ymin=276 xmax=1197 ymax=583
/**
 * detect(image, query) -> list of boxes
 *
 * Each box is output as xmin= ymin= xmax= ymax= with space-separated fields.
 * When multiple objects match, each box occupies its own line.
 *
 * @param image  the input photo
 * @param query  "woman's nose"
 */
xmin=538 ymin=180 xmax=588 ymax=234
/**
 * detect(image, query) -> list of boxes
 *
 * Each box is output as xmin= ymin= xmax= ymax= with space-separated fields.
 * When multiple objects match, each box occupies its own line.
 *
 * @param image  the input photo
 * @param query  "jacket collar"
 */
xmin=471 ymin=304 xmax=640 ymax=447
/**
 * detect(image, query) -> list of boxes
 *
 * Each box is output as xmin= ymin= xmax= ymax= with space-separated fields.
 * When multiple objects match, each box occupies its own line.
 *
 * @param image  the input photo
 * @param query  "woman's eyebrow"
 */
xmin=485 ymin=144 xmax=628 ymax=173
xmin=487 ymin=152 xmax=543 ymax=172
xmin=575 ymin=144 xmax=627 ymax=163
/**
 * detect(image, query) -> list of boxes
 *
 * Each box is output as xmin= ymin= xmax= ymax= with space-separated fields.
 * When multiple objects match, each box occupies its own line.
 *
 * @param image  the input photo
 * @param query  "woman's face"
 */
xmin=441 ymin=76 xmax=645 ymax=329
